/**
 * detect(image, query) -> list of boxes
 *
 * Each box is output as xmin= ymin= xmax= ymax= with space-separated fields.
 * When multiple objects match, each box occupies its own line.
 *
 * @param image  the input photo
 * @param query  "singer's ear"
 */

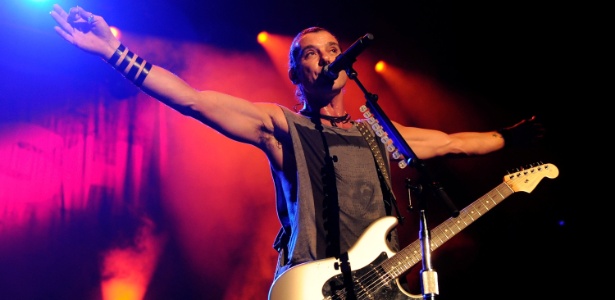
xmin=289 ymin=68 xmax=299 ymax=85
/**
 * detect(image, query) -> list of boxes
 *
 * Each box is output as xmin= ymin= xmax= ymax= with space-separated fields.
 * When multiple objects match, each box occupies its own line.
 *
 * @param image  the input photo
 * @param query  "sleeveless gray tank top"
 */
xmin=272 ymin=106 xmax=397 ymax=278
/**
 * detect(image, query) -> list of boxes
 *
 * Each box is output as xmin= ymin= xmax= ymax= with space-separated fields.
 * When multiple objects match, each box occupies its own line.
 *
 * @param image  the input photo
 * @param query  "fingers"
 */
xmin=50 ymin=7 xmax=74 ymax=42
xmin=53 ymin=25 xmax=73 ymax=44
xmin=71 ymin=6 xmax=87 ymax=20
xmin=59 ymin=5 xmax=92 ymax=26
xmin=52 ymin=4 xmax=68 ymax=19
xmin=67 ymin=6 xmax=81 ymax=23
xmin=51 ymin=4 xmax=100 ymax=42
xmin=50 ymin=12 xmax=73 ymax=33
xmin=50 ymin=4 xmax=72 ymax=29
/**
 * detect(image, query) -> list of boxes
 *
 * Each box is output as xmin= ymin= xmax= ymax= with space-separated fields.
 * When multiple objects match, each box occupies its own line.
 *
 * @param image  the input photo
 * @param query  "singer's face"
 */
xmin=296 ymin=31 xmax=348 ymax=97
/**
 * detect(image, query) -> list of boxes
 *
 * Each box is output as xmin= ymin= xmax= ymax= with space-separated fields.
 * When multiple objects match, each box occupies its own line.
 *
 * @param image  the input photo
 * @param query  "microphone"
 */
xmin=323 ymin=33 xmax=374 ymax=80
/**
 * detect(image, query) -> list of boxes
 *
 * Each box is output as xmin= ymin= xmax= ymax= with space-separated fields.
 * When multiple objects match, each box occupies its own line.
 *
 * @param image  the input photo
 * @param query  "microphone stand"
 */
xmin=345 ymin=66 xmax=459 ymax=299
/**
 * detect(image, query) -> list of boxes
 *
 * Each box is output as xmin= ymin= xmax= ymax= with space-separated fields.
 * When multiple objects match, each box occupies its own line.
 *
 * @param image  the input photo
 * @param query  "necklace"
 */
xmin=300 ymin=111 xmax=351 ymax=127
xmin=320 ymin=113 xmax=351 ymax=127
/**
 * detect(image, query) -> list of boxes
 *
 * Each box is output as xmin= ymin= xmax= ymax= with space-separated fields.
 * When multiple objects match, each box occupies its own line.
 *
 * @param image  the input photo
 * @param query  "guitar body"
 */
xmin=268 ymin=216 xmax=419 ymax=300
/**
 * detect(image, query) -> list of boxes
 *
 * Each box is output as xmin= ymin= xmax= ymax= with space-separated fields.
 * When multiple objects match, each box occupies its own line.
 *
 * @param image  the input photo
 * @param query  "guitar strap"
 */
xmin=357 ymin=121 xmax=404 ymax=224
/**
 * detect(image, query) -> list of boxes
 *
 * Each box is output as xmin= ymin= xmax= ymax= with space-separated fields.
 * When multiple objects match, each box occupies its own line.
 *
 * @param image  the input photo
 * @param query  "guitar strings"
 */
xmin=328 ymin=241 xmax=427 ymax=299
xmin=328 ymin=264 xmax=396 ymax=300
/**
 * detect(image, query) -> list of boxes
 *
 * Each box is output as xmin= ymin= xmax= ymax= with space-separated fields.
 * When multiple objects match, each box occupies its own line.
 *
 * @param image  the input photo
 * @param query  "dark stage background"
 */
xmin=1 ymin=0 xmax=578 ymax=299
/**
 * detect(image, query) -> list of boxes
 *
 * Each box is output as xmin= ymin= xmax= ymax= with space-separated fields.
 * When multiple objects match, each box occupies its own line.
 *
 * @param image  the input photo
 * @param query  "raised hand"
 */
xmin=498 ymin=115 xmax=546 ymax=147
xmin=49 ymin=4 xmax=120 ymax=58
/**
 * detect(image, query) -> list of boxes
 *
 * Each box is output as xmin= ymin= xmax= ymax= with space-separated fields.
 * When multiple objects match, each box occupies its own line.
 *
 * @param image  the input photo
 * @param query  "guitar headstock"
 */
xmin=504 ymin=163 xmax=559 ymax=193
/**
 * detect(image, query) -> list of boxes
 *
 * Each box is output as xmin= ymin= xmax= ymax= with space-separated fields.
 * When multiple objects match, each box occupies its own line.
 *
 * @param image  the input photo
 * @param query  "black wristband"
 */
xmin=126 ymin=56 xmax=144 ymax=80
xmin=116 ymin=51 xmax=134 ymax=72
xmin=107 ymin=44 xmax=126 ymax=65
xmin=134 ymin=62 xmax=152 ymax=87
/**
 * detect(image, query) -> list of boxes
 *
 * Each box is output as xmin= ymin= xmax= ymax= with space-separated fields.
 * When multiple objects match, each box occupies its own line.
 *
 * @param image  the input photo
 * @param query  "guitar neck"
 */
xmin=382 ymin=181 xmax=514 ymax=278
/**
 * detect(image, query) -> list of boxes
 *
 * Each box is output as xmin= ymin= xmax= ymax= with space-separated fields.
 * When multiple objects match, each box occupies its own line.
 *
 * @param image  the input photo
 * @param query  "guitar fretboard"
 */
xmin=382 ymin=182 xmax=514 ymax=278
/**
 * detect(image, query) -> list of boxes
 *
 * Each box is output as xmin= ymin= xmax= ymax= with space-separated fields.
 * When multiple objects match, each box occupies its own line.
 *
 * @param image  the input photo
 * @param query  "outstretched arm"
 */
xmin=394 ymin=116 xmax=544 ymax=160
xmin=49 ymin=4 xmax=285 ymax=149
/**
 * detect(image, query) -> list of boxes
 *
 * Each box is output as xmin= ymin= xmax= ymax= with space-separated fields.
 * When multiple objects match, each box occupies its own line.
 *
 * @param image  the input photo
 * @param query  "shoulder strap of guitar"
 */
xmin=357 ymin=121 xmax=404 ymax=224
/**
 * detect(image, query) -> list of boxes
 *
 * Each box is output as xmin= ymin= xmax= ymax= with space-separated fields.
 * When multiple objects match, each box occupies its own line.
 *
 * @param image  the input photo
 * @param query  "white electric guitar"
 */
xmin=269 ymin=163 xmax=559 ymax=300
